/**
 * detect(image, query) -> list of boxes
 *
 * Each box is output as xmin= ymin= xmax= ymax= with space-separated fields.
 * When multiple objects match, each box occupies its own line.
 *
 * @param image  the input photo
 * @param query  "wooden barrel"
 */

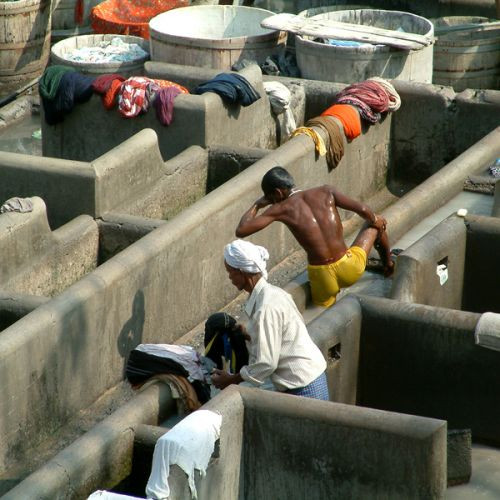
xmin=433 ymin=17 xmax=500 ymax=91
xmin=0 ymin=0 xmax=52 ymax=96
xmin=51 ymin=0 xmax=97 ymax=43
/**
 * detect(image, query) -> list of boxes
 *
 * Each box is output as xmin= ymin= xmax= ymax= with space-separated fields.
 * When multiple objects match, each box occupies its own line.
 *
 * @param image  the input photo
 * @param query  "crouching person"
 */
xmin=211 ymin=239 xmax=329 ymax=401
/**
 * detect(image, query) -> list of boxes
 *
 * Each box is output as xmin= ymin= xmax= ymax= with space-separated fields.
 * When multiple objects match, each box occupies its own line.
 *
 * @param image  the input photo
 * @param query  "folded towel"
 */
xmin=474 ymin=312 xmax=500 ymax=352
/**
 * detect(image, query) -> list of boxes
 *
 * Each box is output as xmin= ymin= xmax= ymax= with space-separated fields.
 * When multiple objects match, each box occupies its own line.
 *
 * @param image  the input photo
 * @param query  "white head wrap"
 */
xmin=224 ymin=240 xmax=269 ymax=279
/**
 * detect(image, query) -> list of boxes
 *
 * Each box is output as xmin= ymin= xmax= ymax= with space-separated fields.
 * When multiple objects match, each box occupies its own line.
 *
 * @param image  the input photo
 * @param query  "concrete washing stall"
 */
xmin=391 ymin=214 xmax=500 ymax=313
xmin=0 ymin=197 xmax=98 ymax=299
xmin=5 ymin=383 xmax=448 ymax=500
xmin=0 ymin=71 xmax=499 ymax=494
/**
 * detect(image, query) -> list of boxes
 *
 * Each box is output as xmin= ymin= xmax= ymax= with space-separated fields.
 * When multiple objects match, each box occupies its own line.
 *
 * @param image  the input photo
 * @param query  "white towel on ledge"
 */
xmin=146 ymin=409 xmax=222 ymax=500
xmin=474 ymin=312 xmax=500 ymax=352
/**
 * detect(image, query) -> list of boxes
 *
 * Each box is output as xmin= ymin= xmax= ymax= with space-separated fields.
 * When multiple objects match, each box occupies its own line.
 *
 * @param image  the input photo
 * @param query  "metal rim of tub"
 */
xmin=149 ymin=5 xmax=286 ymax=50
xmin=50 ymin=34 xmax=150 ymax=73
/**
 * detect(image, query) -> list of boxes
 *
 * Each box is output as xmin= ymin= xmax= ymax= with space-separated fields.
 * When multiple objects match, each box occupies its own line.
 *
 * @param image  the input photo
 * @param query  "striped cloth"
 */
xmin=285 ymin=372 xmax=329 ymax=401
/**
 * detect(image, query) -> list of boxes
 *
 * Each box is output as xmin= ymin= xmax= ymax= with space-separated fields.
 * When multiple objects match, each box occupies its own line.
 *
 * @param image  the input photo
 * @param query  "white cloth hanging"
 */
xmin=474 ymin=312 xmax=500 ymax=352
xmin=263 ymin=81 xmax=296 ymax=139
xmin=146 ymin=410 xmax=222 ymax=500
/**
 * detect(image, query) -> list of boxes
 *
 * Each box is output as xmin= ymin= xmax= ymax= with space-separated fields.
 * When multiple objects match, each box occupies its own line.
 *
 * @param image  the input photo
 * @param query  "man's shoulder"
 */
xmin=257 ymin=281 xmax=292 ymax=306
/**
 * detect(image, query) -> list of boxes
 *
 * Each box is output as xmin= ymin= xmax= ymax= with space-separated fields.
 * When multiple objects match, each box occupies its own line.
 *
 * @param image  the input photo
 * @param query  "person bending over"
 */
xmin=211 ymin=239 xmax=329 ymax=401
xmin=235 ymin=166 xmax=393 ymax=308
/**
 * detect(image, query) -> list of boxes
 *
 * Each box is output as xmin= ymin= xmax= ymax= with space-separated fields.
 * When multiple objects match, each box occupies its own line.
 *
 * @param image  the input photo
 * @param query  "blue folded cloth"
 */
xmin=194 ymin=73 xmax=260 ymax=107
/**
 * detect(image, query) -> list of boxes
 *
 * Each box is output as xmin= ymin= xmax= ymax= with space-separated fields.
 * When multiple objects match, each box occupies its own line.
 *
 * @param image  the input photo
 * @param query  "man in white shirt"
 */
xmin=211 ymin=239 xmax=329 ymax=400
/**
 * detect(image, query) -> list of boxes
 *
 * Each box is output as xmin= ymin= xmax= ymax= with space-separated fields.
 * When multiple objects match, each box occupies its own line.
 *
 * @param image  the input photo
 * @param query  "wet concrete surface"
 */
xmin=0 ymin=113 xmax=42 ymax=156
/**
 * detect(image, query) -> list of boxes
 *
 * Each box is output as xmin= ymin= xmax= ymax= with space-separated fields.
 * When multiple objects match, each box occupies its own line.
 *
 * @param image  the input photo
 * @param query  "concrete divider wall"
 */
xmin=389 ymin=84 xmax=500 ymax=192
xmin=0 ymin=197 xmax=99 ymax=298
xmin=307 ymin=295 xmax=361 ymax=404
xmin=95 ymin=141 xmax=210 ymax=222
xmin=356 ymin=295 xmax=500 ymax=444
xmin=0 ymin=116 xmax=391 ymax=473
xmin=0 ymin=154 xmax=94 ymax=228
xmin=242 ymin=388 xmax=446 ymax=500
xmin=493 ymin=181 xmax=500 ymax=217
xmin=0 ymin=293 xmax=50 ymax=331
xmin=462 ymin=215 xmax=500 ymax=313
xmin=390 ymin=215 xmax=467 ymax=309
xmin=3 ymin=382 xmax=176 ymax=500
xmin=41 ymin=65 xmax=284 ymax=163
xmin=0 ymin=133 xmax=209 ymax=229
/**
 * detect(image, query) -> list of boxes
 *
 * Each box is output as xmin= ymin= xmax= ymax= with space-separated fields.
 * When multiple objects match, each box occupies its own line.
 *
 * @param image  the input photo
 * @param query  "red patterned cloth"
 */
xmin=91 ymin=0 xmax=189 ymax=39
xmin=118 ymin=77 xmax=160 ymax=117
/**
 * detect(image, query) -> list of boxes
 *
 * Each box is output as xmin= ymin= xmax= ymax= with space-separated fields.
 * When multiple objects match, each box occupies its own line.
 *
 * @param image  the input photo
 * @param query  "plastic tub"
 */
xmin=295 ymin=9 xmax=434 ymax=84
xmin=149 ymin=5 xmax=287 ymax=70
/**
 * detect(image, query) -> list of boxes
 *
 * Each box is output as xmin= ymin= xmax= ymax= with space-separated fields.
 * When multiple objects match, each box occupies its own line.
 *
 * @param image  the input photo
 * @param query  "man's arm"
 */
xmin=235 ymin=197 xmax=281 ymax=237
xmin=330 ymin=187 xmax=386 ymax=229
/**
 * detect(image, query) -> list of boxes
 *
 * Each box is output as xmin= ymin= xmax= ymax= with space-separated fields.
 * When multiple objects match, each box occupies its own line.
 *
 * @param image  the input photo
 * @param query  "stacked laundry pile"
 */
xmin=290 ymin=77 xmax=401 ymax=170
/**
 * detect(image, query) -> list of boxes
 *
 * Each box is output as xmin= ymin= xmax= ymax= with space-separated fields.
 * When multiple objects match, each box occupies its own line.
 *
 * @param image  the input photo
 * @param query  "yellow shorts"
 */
xmin=308 ymin=246 xmax=367 ymax=308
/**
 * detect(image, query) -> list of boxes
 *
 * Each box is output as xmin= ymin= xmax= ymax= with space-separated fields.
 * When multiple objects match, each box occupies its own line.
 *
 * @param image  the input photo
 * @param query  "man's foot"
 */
xmin=383 ymin=259 xmax=395 ymax=277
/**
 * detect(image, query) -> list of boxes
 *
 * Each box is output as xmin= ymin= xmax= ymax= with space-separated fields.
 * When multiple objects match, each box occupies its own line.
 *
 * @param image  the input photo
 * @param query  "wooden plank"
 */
xmin=262 ymin=13 xmax=431 ymax=50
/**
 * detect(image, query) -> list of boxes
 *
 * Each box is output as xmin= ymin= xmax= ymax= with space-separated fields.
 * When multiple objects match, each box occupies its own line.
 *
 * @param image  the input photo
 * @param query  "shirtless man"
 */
xmin=235 ymin=166 xmax=393 ymax=307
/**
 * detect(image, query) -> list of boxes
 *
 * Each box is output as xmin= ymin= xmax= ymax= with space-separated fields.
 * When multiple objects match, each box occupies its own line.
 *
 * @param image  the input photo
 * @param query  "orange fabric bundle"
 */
xmin=153 ymin=79 xmax=189 ymax=95
xmin=91 ymin=0 xmax=189 ymax=39
xmin=321 ymin=104 xmax=361 ymax=142
xmin=104 ymin=79 xmax=123 ymax=109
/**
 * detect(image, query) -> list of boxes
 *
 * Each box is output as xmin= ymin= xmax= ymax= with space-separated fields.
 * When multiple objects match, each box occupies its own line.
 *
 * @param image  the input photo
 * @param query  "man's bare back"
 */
xmin=235 ymin=167 xmax=392 ymax=273
xmin=252 ymin=186 xmax=348 ymax=264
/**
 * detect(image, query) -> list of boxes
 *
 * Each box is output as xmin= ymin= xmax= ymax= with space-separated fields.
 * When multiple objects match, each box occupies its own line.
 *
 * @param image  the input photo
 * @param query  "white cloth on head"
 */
xmin=146 ymin=409 xmax=222 ymax=500
xmin=224 ymin=239 xmax=269 ymax=279
xmin=87 ymin=491 xmax=143 ymax=499
xmin=474 ymin=312 xmax=500 ymax=352
xmin=263 ymin=81 xmax=296 ymax=139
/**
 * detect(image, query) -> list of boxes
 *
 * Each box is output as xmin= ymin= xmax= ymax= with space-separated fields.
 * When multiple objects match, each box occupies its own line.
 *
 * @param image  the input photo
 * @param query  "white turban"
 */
xmin=224 ymin=240 xmax=269 ymax=279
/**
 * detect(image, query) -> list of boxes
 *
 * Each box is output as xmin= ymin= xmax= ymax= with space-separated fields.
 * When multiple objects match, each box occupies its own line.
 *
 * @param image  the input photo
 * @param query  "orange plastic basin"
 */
xmin=91 ymin=0 xmax=188 ymax=39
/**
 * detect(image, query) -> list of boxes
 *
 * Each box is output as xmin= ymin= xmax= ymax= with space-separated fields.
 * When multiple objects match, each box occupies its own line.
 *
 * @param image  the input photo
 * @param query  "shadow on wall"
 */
xmin=117 ymin=289 xmax=145 ymax=376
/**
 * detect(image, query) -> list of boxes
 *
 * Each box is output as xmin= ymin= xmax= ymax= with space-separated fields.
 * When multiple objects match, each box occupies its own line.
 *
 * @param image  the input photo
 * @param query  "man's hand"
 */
xmin=255 ymin=196 xmax=271 ymax=210
xmin=371 ymin=214 xmax=387 ymax=231
xmin=211 ymin=369 xmax=239 ymax=390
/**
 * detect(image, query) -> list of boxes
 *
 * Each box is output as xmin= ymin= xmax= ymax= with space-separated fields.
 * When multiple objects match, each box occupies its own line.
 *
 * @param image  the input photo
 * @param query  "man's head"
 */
xmin=261 ymin=167 xmax=295 ymax=203
xmin=224 ymin=240 xmax=269 ymax=292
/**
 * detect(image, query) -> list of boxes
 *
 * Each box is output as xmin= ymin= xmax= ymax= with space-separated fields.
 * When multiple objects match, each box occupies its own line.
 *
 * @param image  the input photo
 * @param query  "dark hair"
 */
xmin=261 ymin=167 xmax=295 ymax=196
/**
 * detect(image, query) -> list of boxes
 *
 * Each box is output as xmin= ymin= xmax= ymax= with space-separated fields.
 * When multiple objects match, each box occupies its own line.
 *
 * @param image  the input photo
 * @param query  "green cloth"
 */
xmin=39 ymin=65 xmax=75 ymax=100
